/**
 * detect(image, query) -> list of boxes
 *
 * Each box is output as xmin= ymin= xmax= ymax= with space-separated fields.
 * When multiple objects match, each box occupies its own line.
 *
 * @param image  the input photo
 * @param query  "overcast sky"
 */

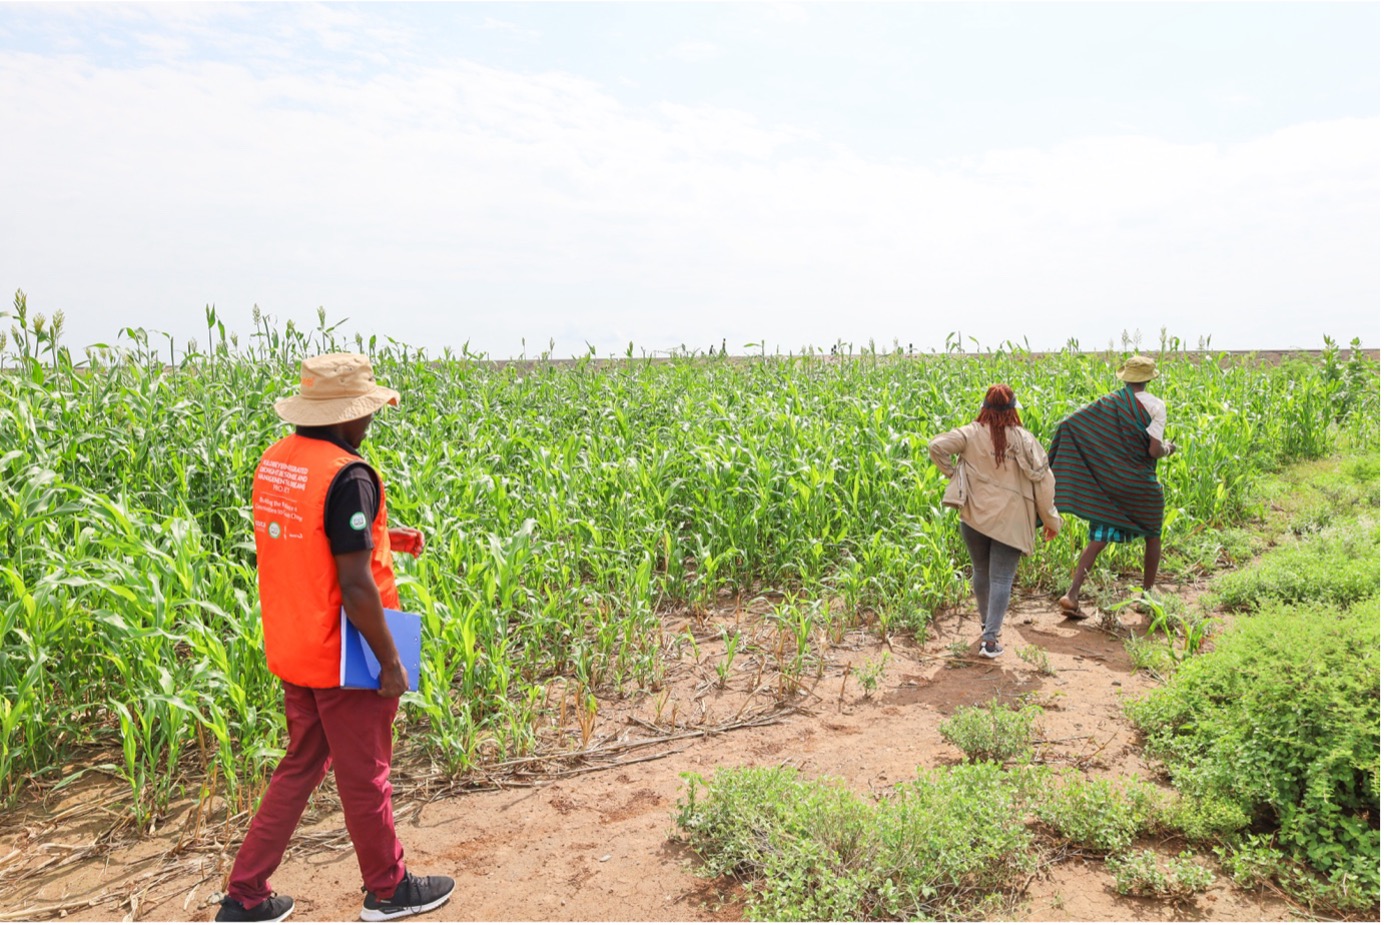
xmin=1 ymin=2 xmax=1378 ymax=359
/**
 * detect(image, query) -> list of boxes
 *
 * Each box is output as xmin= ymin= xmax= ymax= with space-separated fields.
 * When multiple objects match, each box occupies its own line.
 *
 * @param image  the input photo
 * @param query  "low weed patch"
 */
xmin=1215 ymin=832 xmax=1376 ymax=916
xmin=1166 ymin=524 xmax=1262 ymax=575
xmin=675 ymin=763 xmax=1041 ymax=921
xmin=873 ymin=764 xmax=1043 ymax=920
xmin=675 ymin=762 xmax=1268 ymax=920
xmin=1249 ymin=450 xmax=1380 ymax=537
xmin=1106 ymin=849 xmax=1215 ymax=899
xmin=670 ymin=765 xmax=875 ymax=888
xmin=1123 ymin=635 xmax=1176 ymax=677
xmin=1118 ymin=591 xmax=1214 ymax=663
xmin=1211 ymin=522 xmax=1379 ymax=609
xmin=1016 ymin=644 xmax=1054 ymax=675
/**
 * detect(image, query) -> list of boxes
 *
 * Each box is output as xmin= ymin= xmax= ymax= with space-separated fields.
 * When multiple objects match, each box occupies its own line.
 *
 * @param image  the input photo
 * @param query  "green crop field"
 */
xmin=1 ymin=291 xmax=1378 ymax=832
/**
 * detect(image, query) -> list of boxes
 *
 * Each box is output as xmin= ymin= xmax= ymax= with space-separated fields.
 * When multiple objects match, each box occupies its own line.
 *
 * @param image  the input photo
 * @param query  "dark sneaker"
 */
xmin=360 ymin=872 xmax=455 ymax=922
xmin=979 ymin=639 xmax=1003 ymax=659
xmin=215 ymin=894 xmax=294 ymax=923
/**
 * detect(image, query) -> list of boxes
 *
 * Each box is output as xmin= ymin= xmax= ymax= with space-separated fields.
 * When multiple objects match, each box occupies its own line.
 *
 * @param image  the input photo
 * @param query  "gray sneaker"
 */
xmin=360 ymin=872 xmax=455 ymax=922
xmin=979 ymin=639 xmax=1003 ymax=659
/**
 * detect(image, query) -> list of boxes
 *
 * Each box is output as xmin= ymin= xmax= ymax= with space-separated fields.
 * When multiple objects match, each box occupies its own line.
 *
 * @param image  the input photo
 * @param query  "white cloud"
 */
xmin=480 ymin=17 xmax=539 ymax=41
xmin=0 ymin=41 xmax=1376 ymax=356
xmin=667 ymin=40 xmax=722 ymax=63
xmin=763 ymin=4 xmax=809 ymax=25
xmin=1211 ymin=89 xmax=1259 ymax=108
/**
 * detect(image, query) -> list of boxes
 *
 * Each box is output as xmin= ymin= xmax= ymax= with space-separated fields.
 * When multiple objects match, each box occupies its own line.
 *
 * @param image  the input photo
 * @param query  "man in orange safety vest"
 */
xmin=219 ymin=353 xmax=452 ymax=924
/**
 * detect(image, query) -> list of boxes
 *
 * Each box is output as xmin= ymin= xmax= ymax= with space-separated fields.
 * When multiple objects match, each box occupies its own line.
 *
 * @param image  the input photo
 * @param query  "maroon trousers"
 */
xmin=227 ymin=682 xmax=406 ymax=907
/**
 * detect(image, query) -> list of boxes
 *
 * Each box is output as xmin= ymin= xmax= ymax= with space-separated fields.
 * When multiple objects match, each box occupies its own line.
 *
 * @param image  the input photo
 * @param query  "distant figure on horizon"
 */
xmin=1048 ymin=354 xmax=1178 ymax=619
xmin=929 ymin=384 xmax=1062 ymax=659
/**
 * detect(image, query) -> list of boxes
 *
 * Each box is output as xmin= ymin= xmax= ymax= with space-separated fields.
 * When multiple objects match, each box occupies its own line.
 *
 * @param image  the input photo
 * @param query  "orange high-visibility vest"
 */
xmin=251 ymin=434 xmax=399 ymax=687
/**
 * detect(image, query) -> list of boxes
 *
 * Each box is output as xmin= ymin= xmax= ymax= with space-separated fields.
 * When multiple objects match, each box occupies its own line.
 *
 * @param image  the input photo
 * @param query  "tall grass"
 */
xmin=1 ymin=288 xmax=1377 ymax=814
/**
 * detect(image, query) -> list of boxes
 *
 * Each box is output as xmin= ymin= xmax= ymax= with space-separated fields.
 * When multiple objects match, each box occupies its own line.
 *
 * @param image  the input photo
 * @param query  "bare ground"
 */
xmin=1 ymin=587 xmax=1304 ymax=923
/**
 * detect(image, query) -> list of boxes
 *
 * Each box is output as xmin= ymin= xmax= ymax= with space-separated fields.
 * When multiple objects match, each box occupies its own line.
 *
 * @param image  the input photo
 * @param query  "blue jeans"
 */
xmin=961 ymin=522 xmax=1022 ymax=642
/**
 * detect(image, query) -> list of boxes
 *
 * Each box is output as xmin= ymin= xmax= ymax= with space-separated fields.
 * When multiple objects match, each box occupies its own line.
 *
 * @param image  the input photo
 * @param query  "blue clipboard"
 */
xmin=339 ymin=607 xmax=422 ymax=691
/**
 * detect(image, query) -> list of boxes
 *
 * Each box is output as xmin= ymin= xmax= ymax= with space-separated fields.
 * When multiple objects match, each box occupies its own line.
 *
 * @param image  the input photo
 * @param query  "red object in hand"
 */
xmin=388 ymin=528 xmax=425 ymax=557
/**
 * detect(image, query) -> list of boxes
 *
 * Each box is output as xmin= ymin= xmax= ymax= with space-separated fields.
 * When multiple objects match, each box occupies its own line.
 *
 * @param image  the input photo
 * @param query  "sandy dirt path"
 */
xmin=3 ymin=592 xmax=1298 ymax=923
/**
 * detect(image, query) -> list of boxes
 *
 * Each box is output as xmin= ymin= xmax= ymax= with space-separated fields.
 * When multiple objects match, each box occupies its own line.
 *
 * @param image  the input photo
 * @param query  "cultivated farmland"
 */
xmin=1 ymin=294 xmax=1378 ymax=921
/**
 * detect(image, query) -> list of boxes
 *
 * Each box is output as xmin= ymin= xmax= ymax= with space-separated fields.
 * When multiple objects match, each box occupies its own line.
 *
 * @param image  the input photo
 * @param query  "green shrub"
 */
xmin=1156 ymin=792 xmax=1250 ymax=843
xmin=1107 ymin=849 xmax=1214 ymax=897
xmin=1034 ymin=773 xmax=1163 ymax=854
xmin=751 ymin=842 xmax=876 ymax=922
xmin=872 ymin=763 xmax=1041 ymax=920
xmin=1127 ymin=596 xmax=1380 ymax=899
xmin=938 ymin=698 xmax=1041 ymax=764
xmin=743 ymin=781 xmax=878 ymax=922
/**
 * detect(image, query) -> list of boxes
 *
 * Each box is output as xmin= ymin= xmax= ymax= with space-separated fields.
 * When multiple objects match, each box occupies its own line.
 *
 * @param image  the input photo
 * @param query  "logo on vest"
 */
xmin=349 ymin=511 xmax=368 ymax=531
xmin=268 ymin=521 xmax=282 ymax=539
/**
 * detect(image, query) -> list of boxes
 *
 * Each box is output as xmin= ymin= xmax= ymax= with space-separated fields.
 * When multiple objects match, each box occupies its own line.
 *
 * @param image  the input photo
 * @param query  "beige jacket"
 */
xmin=928 ymin=422 xmax=1062 ymax=556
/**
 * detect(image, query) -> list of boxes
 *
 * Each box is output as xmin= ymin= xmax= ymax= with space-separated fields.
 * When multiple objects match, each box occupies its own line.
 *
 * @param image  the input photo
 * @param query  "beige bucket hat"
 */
xmin=1116 ymin=355 xmax=1159 ymax=383
xmin=273 ymin=353 xmax=400 ymax=426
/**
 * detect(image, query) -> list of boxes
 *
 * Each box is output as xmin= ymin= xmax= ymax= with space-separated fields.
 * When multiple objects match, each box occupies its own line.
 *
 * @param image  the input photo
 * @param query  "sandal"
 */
xmin=1058 ymin=596 xmax=1089 ymax=620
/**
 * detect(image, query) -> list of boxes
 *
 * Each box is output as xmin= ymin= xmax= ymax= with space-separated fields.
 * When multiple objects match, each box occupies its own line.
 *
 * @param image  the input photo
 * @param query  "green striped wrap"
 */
xmin=1048 ymin=387 xmax=1164 ymax=538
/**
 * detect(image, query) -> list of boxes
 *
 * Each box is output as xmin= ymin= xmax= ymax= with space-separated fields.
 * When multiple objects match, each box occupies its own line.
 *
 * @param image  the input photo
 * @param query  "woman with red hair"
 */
xmin=929 ymin=384 xmax=1063 ymax=658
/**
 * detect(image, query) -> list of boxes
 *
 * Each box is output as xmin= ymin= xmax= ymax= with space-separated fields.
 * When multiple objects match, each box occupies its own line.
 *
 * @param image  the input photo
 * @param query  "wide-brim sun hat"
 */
xmin=273 ymin=353 xmax=400 ymax=426
xmin=1116 ymin=354 xmax=1159 ymax=383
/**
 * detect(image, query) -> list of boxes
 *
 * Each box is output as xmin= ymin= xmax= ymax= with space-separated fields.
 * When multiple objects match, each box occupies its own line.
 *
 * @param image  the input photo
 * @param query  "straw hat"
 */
xmin=1116 ymin=355 xmax=1159 ymax=383
xmin=273 ymin=353 xmax=400 ymax=426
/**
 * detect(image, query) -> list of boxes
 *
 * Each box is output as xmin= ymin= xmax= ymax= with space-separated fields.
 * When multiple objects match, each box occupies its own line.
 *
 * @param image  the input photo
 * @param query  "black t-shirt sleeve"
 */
xmin=324 ymin=462 xmax=381 ymax=555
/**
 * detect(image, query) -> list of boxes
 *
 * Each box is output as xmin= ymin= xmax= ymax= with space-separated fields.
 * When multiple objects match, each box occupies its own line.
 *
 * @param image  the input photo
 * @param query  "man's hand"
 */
xmin=336 ymin=549 xmax=407 ymax=698
xmin=388 ymin=527 xmax=426 ymax=557
xmin=377 ymin=661 xmax=409 ymax=699
xmin=1149 ymin=437 xmax=1177 ymax=459
xmin=1042 ymin=525 xmax=1059 ymax=542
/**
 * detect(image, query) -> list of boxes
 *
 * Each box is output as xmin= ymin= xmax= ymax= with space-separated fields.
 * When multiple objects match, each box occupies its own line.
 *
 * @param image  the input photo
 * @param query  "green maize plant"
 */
xmin=1 ymin=288 xmax=1377 ymax=818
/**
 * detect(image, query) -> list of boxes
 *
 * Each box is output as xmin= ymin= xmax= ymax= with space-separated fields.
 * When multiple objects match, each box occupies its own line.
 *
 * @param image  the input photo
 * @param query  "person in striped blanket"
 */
xmin=1049 ymin=355 xmax=1178 ymax=619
